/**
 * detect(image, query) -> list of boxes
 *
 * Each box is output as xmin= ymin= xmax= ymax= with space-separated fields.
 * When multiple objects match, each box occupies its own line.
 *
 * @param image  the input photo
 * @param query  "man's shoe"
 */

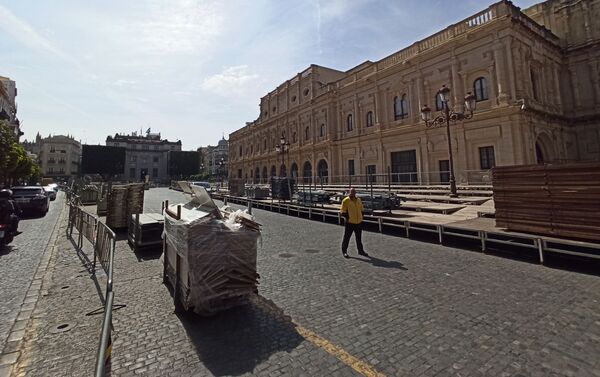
xmin=342 ymin=252 xmax=349 ymax=259
xmin=358 ymin=251 xmax=369 ymax=257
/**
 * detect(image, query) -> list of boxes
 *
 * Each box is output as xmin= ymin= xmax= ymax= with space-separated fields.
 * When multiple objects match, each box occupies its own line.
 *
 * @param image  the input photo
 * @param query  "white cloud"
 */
xmin=201 ymin=65 xmax=260 ymax=97
xmin=0 ymin=4 xmax=73 ymax=62
xmin=113 ymin=79 xmax=136 ymax=87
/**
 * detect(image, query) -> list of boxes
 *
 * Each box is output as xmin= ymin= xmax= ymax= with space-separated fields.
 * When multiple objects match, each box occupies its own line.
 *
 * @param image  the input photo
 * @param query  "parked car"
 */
xmin=190 ymin=181 xmax=213 ymax=192
xmin=11 ymin=186 xmax=49 ymax=215
xmin=43 ymin=186 xmax=57 ymax=201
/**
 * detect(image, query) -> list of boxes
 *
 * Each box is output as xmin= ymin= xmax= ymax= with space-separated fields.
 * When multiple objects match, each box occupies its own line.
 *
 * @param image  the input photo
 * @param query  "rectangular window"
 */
xmin=152 ymin=168 xmax=158 ymax=178
xmin=130 ymin=155 xmax=137 ymax=162
xmin=153 ymin=156 xmax=159 ymax=163
xmin=479 ymin=146 xmax=496 ymax=169
xmin=129 ymin=167 xmax=136 ymax=178
xmin=348 ymin=160 xmax=355 ymax=176
xmin=367 ymin=165 xmax=376 ymax=183
xmin=390 ymin=150 xmax=418 ymax=183
xmin=48 ymin=167 xmax=53 ymax=173
xmin=439 ymin=160 xmax=450 ymax=184
xmin=143 ymin=145 xmax=149 ymax=150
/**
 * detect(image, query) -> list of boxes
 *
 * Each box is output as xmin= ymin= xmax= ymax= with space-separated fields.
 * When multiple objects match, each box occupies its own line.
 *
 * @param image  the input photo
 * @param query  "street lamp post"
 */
xmin=420 ymin=85 xmax=477 ymax=197
xmin=218 ymin=158 xmax=225 ymax=187
xmin=275 ymin=135 xmax=290 ymax=177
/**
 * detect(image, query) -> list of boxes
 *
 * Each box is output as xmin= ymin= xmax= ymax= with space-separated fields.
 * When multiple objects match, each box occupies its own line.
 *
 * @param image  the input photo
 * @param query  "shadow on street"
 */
xmin=349 ymin=255 xmax=408 ymax=270
xmin=177 ymin=295 xmax=303 ymax=376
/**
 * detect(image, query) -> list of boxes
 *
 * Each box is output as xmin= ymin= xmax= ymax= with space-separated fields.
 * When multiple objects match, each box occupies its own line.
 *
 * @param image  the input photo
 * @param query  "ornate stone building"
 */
xmin=0 ymin=75 xmax=21 ymax=139
xmin=105 ymin=131 xmax=181 ymax=183
xmin=229 ymin=0 xmax=600 ymax=185
xmin=23 ymin=134 xmax=82 ymax=180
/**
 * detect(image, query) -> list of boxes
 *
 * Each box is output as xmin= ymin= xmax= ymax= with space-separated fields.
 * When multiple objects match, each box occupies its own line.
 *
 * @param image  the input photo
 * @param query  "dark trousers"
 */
xmin=342 ymin=222 xmax=364 ymax=253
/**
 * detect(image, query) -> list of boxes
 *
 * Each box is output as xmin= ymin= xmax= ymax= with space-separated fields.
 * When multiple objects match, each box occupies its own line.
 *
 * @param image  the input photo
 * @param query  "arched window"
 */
xmin=317 ymin=159 xmax=329 ymax=184
xmin=473 ymin=77 xmax=488 ymax=102
xmin=366 ymin=111 xmax=374 ymax=127
xmin=263 ymin=138 xmax=267 ymax=151
xmin=255 ymin=167 xmax=260 ymax=180
xmin=292 ymin=132 xmax=297 ymax=143
xmin=262 ymin=166 xmax=267 ymax=179
xmin=270 ymin=165 xmax=276 ymax=177
xmin=435 ymin=93 xmax=445 ymax=111
xmin=394 ymin=95 xmax=408 ymax=120
xmin=320 ymin=123 xmax=326 ymax=137
xmin=347 ymin=114 xmax=353 ymax=131
xmin=290 ymin=163 xmax=298 ymax=178
xmin=238 ymin=145 xmax=242 ymax=157
xmin=305 ymin=126 xmax=310 ymax=141
xmin=302 ymin=161 xmax=312 ymax=178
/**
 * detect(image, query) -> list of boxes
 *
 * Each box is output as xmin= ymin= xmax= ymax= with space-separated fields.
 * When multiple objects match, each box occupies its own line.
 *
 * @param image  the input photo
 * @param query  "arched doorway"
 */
xmin=255 ymin=167 xmax=260 ymax=183
xmin=535 ymin=133 xmax=555 ymax=164
xmin=303 ymin=161 xmax=312 ymax=183
xmin=270 ymin=165 xmax=276 ymax=177
xmin=262 ymin=166 xmax=268 ymax=182
xmin=317 ymin=159 xmax=328 ymax=184
xmin=290 ymin=163 xmax=298 ymax=179
xmin=280 ymin=164 xmax=287 ymax=177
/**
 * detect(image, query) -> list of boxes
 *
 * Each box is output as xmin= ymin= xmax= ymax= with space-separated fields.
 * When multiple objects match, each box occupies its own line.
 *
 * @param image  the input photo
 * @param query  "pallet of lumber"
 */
xmin=106 ymin=183 xmax=145 ymax=230
xmin=493 ymin=162 xmax=600 ymax=242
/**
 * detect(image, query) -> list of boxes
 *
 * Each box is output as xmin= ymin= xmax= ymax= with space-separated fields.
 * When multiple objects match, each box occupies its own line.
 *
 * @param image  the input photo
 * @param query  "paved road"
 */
xmin=10 ymin=188 xmax=600 ymax=376
xmin=0 ymin=192 xmax=64 ymax=353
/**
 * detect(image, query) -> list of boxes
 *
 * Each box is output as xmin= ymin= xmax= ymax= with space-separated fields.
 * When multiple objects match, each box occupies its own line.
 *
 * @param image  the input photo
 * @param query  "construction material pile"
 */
xmin=163 ymin=184 xmax=261 ymax=316
xmin=245 ymin=184 xmax=270 ymax=199
xmin=493 ymin=162 xmax=600 ymax=241
xmin=106 ymin=183 xmax=145 ymax=229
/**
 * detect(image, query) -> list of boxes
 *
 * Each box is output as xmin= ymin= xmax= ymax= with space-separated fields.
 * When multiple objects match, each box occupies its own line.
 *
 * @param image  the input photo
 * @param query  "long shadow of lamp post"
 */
xmin=420 ymin=86 xmax=477 ymax=198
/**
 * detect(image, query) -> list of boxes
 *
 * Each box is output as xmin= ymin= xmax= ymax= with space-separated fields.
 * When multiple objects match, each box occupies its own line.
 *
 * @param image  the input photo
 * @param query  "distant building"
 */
xmin=197 ymin=137 xmax=228 ymax=179
xmin=105 ymin=130 xmax=182 ymax=183
xmin=23 ymin=133 xmax=81 ymax=180
xmin=0 ymin=75 xmax=21 ymax=139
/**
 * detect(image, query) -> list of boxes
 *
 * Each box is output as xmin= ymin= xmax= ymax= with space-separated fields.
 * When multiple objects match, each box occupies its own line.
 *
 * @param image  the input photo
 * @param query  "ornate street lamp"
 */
xmin=275 ymin=135 xmax=290 ymax=177
xmin=420 ymin=85 xmax=477 ymax=197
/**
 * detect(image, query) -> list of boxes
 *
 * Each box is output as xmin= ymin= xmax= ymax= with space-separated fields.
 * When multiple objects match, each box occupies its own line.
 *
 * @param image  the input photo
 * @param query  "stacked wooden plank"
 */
xmin=493 ymin=162 xmax=600 ymax=241
xmin=163 ymin=202 xmax=261 ymax=316
xmin=106 ymin=183 xmax=145 ymax=230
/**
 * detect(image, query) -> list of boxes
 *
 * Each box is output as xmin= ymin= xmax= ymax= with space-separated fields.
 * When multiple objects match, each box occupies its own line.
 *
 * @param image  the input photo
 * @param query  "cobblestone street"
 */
xmin=0 ymin=193 xmax=64 ymax=356
xmin=4 ymin=188 xmax=600 ymax=376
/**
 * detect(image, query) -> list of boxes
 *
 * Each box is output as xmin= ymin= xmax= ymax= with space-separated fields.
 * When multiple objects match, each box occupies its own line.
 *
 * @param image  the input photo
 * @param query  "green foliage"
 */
xmin=0 ymin=120 xmax=42 ymax=186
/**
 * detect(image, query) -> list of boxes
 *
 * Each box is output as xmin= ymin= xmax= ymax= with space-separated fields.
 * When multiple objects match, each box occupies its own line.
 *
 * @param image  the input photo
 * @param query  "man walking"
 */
xmin=340 ymin=188 xmax=369 ymax=258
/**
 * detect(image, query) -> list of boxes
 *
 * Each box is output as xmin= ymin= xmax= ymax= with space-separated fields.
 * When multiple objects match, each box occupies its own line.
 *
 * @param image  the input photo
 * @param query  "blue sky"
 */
xmin=0 ymin=0 xmax=540 ymax=150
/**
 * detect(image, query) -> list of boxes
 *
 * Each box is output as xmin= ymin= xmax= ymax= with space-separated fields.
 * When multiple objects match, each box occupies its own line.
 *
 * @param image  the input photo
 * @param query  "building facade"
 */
xmin=24 ymin=134 xmax=82 ymax=180
xmin=197 ymin=137 xmax=229 ymax=179
xmin=229 ymin=0 xmax=600 ymax=185
xmin=0 ymin=75 xmax=21 ymax=139
xmin=105 ymin=131 xmax=182 ymax=183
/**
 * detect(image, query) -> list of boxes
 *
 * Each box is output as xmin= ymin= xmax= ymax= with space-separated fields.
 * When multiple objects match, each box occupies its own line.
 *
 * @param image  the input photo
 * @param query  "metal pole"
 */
xmin=445 ymin=104 xmax=458 ymax=197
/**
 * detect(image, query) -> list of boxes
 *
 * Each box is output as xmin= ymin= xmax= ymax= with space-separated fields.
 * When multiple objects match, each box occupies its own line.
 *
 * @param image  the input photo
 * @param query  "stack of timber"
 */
xmin=106 ymin=183 xmax=145 ymax=230
xmin=163 ymin=186 xmax=261 ymax=316
xmin=493 ymin=162 xmax=600 ymax=242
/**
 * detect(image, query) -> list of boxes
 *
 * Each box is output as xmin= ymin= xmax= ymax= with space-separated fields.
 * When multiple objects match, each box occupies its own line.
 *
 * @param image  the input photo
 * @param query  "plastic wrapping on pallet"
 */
xmin=163 ymin=185 xmax=261 ymax=316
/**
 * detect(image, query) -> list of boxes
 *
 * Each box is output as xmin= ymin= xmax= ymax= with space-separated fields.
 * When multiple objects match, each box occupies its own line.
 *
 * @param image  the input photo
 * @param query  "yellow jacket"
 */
xmin=340 ymin=196 xmax=363 ymax=224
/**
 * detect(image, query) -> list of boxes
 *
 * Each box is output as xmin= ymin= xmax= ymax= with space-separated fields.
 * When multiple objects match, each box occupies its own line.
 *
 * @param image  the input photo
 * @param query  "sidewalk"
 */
xmin=10 ymin=208 xmax=103 ymax=376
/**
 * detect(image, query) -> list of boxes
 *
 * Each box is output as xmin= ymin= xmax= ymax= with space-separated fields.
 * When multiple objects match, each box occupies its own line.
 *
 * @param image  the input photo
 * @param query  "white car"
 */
xmin=43 ymin=186 xmax=57 ymax=201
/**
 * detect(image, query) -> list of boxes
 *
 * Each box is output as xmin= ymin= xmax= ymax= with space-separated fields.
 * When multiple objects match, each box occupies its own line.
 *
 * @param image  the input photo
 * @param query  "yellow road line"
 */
xmin=294 ymin=324 xmax=386 ymax=377
xmin=252 ymin=296 xmax=386 ymax=377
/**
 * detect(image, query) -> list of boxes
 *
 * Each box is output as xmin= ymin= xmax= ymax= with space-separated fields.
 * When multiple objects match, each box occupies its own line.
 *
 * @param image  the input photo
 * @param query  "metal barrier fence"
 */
xmin=215 ymin=194 xmax=600 ymax=264
xmin=66 ymin=202 xmax=116 ymax=377
xmin=239 ymin=170 xmax=492 ymax=187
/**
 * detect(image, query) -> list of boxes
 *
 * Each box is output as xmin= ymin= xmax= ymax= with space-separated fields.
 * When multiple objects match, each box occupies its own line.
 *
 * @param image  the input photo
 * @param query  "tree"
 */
xmin=0 ymin=120 xmax=42 ymax=186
